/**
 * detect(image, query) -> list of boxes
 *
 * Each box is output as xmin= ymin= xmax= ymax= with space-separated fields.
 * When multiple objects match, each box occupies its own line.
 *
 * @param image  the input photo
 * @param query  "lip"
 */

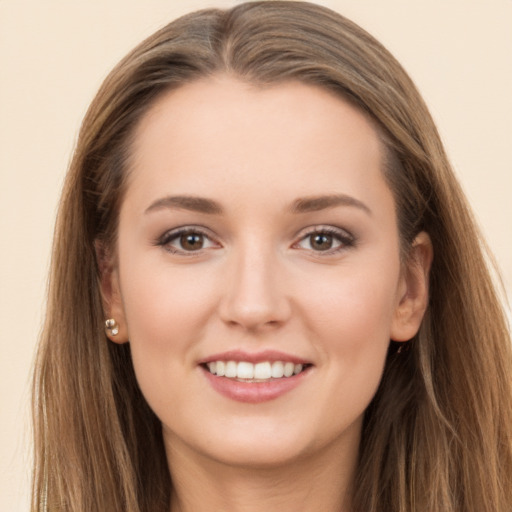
xmin=199 ymin=350 xmax=313 ymax=404
xmin=201 ymin=365 xmax=311 ymax=403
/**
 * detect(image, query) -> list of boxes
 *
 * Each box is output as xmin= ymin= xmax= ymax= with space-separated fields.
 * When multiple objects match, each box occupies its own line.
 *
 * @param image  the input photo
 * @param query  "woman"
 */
xmin=32 ymin=2 xmax=512 ymax=511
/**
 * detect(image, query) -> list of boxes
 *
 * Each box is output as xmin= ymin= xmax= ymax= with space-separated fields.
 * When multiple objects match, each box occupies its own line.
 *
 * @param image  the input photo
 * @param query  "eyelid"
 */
xmin=156 ymin=225 xmax=221 ymax=254
xmin=292 ymin=224 xmax=356 ymax=254
xmin=155 ymin=224 xmax=355 ymax=256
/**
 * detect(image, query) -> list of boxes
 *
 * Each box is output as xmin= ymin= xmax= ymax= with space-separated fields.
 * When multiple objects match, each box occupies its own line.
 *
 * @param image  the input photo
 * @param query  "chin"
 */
xmin=164 ymin=413 xmax=362 ymax=471
xmin=204 ymin=438 xmax=313 ymax=470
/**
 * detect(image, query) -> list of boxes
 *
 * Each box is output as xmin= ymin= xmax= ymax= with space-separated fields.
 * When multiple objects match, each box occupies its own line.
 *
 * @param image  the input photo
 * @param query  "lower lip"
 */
xmin=201 ymin=366 xmax=310 ymax=404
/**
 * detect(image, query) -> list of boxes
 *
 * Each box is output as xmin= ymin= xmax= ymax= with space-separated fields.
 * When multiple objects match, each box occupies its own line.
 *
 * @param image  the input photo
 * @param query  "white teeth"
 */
xmin=205 ymin=360 xmax=306 ymax=380
xmin=284 ymin=362 xmax=294 ymax=377
xmin=237 ymin=361 xmax=254 ymax=379
xmin=225 ymin=361 xmax=237 ymax=378
xmin=271 ymin=361 xmax=284 ymax=378
xmin=216 ymin=361 xmax=225 ymax=377
xmin=254 ymin=362 xmax=272 ymax=379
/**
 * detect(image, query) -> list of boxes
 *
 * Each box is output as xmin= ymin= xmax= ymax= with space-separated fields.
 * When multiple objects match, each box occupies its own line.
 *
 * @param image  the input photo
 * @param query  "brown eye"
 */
xmin=309 ymin=233 xmax=334 ymax=251
xmin=158 ymin=227 xmax=219 ymax=255
xmin=295 ymin=227 xmax=354 ymax=254
xmin=180 ymin=233 xmax=204 ymax=251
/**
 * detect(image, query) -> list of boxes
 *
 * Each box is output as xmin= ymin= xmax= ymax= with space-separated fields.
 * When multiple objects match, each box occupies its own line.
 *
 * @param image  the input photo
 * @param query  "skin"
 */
xmin=103 ymin=75 xmax=432 ymax=512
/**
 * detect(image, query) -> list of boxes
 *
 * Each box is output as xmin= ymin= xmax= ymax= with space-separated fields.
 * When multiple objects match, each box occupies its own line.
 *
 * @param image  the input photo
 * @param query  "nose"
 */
xmin=218 ymin=243 xmax=291 ymax=332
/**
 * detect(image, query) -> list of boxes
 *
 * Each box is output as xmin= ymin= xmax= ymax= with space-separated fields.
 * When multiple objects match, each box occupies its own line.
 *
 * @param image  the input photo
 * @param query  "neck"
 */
xmin=166 ymin=431 xmax=358 ymax=512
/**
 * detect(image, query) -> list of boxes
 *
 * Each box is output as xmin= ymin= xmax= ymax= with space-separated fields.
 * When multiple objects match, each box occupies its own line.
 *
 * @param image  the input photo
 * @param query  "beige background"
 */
xmin=1 ymin=1 xmax=511 ymax=509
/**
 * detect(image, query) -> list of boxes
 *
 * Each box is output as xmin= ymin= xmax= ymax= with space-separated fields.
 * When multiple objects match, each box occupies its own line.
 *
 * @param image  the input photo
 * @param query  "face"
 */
xmin=105 ymin=76 xmax=429 ymax=471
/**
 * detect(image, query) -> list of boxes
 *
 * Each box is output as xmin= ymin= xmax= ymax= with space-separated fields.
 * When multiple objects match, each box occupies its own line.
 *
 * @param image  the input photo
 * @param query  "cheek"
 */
xmin=296 ymin=259 xmax=400 ymax=407
xmin=299 ymin=260 xmax=400 ymax=347
xmin=120 ymin=246 xmax=220 ymax=335
xmin=118 ymin=255 xmax=221 ymax=405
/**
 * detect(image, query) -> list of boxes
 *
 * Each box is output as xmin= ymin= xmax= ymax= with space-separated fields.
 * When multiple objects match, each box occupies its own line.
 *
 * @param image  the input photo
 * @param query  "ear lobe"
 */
xmin=391 ymin=231 xmax=433 ymax=342
xmin=95 ymin=240 xmax=129 ymax=344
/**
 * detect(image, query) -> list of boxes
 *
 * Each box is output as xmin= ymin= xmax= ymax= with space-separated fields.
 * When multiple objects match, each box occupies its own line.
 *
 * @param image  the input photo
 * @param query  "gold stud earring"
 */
xmin=105 ymin=318 xmax=119 ymax=336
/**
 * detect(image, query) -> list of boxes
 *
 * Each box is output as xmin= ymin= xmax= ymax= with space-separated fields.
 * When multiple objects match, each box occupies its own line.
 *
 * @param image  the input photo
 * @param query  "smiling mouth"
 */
xmin=203 ymin=360 xmax=309 ymax=382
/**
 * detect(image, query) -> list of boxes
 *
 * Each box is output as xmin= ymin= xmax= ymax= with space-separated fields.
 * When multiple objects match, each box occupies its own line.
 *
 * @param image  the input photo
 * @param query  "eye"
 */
xmin=179 ymin=232 xmax=207 ymax=251
xmin=157 ymin=227 xmax=219 ymax=254
xmin=295 ymin=226 xmax=354 ymax=253
xmin=307 ymin=233 xmax=337 ymax=251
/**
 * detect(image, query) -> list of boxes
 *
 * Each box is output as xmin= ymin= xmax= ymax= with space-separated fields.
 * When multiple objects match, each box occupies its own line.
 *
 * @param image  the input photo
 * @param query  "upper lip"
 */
xmin=199 ymin=349 xmax=311 ymax=366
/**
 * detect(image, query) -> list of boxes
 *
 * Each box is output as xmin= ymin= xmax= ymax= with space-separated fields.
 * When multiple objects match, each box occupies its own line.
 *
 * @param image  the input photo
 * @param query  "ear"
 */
xmin=95 ymin=240 xmax=129 ymax=344
xmin=391 ymin=231 xmax=433 ymax=342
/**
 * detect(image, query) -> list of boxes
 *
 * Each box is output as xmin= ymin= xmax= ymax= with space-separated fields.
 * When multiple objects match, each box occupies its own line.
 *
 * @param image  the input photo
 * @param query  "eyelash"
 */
xmin=293 ymin=225 xmax=356 ymax=255
xmin=156 ymin=226 xmax=218 ymax=255
xmin=156 ymin=225 xmax=355 ymax=256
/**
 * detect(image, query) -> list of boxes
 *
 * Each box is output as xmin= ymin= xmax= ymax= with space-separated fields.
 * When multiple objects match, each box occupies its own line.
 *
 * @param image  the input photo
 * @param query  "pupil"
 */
xmin=181 ymin=233 xmax=203 ymax=250
xmin=311 ymin=233 xmax=332 ymax=250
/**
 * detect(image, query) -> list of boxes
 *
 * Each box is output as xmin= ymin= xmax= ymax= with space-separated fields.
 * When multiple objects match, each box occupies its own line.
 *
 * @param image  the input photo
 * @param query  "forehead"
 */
xmin=125 ymin=75 xmax=391 ymax=214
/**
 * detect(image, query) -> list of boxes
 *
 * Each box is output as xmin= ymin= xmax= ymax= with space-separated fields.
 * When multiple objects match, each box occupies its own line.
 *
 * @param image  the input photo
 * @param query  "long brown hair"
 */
xmin=32 ymin=2 xmax=512 ymax=510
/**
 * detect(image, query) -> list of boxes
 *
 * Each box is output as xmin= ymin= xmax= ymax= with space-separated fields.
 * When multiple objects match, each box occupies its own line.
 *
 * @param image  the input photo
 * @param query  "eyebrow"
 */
xmin=290 ymin=194 xmax=372 ymax=216
xmin=144 ymin=193 xmax=371 ymax=216
xmin=145 ymin=195 xmax=223 ymax=215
